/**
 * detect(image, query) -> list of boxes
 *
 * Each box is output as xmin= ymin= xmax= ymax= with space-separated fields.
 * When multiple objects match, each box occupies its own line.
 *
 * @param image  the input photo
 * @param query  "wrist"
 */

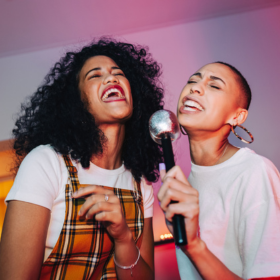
xmin=114 ymin=245 xmax=141 ymax=277
xmin=113 ymin=229 xmax=139 ymax=270
xmin=181 ymin=237 xmax=207 ymax=258
xmin=114 ymin=227 xmax=133 ymax=246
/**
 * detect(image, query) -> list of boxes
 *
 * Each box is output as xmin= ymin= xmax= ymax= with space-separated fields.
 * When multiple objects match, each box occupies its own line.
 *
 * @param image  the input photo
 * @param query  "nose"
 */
xmin=103 ymin=73 xmax=119 ymax=85
xmin=190 ymin=82 xmax=204 ymax=96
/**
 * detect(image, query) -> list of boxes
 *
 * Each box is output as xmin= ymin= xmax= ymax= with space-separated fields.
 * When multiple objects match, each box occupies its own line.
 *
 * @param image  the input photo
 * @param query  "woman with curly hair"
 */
xmin=158 ymin=62 xmax=280 ymax=279
xmin=0 ymin=38 xmax=163 ymax=280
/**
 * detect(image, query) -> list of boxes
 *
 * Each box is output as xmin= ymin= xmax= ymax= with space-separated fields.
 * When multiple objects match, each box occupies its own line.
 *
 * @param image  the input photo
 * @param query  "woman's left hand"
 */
xmin=72 ymin=185 xmax=130 ymax=243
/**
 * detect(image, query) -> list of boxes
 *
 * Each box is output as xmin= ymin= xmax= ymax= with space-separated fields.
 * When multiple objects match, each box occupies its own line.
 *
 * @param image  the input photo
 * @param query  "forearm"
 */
xmin=0 ymin=201 xmax=49 ymax=280
xmin=114 ymin=231 xmax=154 ymax=280
xmin=182 ymin=238 xmax=243 ymax=280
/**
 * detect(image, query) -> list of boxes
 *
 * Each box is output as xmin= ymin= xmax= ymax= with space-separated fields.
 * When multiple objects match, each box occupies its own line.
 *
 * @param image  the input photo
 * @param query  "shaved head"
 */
xmin=215 ymin=62 xmax=251 ymax=110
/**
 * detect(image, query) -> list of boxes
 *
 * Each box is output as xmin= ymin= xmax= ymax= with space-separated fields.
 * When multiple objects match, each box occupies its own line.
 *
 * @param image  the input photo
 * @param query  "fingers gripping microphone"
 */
xmin=149 ymin=110 xmax=187 ymax=246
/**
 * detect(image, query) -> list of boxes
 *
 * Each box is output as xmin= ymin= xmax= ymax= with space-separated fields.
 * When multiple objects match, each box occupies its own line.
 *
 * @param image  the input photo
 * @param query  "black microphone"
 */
xmin=149 ymin=110 xmax=187 ymax=246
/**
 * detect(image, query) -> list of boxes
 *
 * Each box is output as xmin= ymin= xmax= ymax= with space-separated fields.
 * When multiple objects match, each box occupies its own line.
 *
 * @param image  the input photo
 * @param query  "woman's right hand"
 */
xmin=157 ymin=165 xmax=200 ymax=248
xmin=72 ymin=185 xmax=132 ymax=244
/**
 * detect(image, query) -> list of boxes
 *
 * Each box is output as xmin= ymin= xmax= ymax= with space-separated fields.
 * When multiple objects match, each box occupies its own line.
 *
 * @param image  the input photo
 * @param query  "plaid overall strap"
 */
xmin=40 ymin=155 xmax=104 ymax=280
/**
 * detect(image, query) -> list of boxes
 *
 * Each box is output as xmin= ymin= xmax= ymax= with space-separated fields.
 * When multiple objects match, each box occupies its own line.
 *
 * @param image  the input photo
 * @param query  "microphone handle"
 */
xmin=161 ymin=134 xmax=187 ymax=246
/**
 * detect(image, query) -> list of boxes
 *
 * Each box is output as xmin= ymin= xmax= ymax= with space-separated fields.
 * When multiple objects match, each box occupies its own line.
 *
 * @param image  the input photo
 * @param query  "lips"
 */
xmin=101 ymin=85 xmax=125 ymax=102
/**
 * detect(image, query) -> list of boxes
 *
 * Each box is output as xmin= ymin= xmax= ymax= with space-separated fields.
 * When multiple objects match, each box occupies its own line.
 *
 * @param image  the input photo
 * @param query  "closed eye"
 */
xmin=89 ymin=75 xmax=101 ymax=79
xmin=187 ymin=80 xmax=196 ymax=84
xmin=114 ymin=72 xmax=125 ymax=76
xmin=210 ymin=85 xmax=220 ymax=89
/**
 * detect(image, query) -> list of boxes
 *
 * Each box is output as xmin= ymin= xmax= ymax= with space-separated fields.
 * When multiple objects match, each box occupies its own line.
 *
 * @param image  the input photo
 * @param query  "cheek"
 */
xmin=125 ymin=81 xmax=132 ymax=98
xmin=79 ymin=90 xmax=90 ymax=110
xmin=206 ymin=98 xmax=237 ymax=125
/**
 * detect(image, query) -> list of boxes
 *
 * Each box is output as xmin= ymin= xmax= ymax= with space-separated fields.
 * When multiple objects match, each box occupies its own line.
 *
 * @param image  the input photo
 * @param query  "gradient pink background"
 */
xmin=0 ymin=5 xmax=280 ymax=279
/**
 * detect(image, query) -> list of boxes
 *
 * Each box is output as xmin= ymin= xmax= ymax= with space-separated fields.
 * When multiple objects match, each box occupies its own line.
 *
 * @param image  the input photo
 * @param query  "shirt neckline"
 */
xmin=88 ymin=161 xmax=126 ymax=176
xmin=190 ymin=147 xmax=251 ymax=172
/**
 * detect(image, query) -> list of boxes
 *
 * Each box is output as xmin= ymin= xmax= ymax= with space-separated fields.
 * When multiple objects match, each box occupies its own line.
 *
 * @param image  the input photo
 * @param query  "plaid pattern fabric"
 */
xmin=40 ymin=155 xmax=144 ymax=280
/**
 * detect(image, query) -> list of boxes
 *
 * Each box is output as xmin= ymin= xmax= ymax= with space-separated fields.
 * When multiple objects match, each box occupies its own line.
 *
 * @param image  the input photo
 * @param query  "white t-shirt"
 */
xmin=176 ymin=148 xmax=280 ymax=279
xmin=6 ymin=145 xmax=154 ymax=259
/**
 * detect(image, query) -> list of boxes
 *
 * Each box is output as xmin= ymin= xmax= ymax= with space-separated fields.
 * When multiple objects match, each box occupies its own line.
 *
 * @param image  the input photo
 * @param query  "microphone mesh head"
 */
xmin=149 ymin=110 xmax=180 ymax=145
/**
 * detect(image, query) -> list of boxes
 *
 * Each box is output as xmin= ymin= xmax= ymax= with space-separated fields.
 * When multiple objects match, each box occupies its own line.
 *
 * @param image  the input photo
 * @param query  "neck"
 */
xmin=91 ymin=123 xmax=125 ymax=170
xmin=187 ymin=128 xmax=238 ymax=166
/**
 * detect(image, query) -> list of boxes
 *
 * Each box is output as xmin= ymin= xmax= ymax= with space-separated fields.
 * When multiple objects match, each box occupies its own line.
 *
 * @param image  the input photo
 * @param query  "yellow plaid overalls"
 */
xmin=40 ymin=155 xmax=144 ymax=280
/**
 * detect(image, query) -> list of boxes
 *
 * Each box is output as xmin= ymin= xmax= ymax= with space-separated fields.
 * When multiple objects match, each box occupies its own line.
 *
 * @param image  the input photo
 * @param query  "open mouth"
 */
xmin=101 ymin=85 xmax=125 ymax=102
xmin=183 ymin=100 xmax=204 ymax=111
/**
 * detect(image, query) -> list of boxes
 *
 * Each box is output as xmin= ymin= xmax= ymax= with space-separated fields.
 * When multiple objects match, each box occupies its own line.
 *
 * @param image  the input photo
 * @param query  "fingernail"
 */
xmin=159 ymin=163 xmax=166 ymax=171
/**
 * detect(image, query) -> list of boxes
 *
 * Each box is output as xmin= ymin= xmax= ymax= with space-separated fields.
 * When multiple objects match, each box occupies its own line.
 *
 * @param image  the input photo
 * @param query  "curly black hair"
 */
xmin=13 ymin=38 xmax=164 ymax=182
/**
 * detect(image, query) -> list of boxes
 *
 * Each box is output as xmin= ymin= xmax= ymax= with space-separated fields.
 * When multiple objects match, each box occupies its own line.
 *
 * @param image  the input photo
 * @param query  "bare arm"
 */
xmin=181 ymin=239 xmax=243 ymax=279
xmin=181 ymin=240 xmax=280 ymax=280
xmin=0 ymin=201 xmax=50 ymax=280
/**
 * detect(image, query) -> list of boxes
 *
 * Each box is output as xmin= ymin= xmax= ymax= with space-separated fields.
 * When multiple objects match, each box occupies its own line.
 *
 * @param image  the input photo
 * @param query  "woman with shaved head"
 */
xmin=158 ymin=62 xmax=280 ymax=279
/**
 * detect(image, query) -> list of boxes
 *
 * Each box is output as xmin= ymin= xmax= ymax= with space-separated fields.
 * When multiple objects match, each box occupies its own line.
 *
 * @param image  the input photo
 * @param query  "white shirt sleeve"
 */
xmin=5 ymin=145 xmax=61 ymax=210
xmin=238 ymin=158 xmax=280 ymax=279
xmin=141 ymin=178 xmax=154 ymax=219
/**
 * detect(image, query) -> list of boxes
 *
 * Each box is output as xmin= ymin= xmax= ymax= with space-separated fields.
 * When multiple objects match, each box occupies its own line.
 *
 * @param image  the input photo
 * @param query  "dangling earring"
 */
xmin=180 ymin=125 xmax=188 ymax=135
xmin=231 ymin=125 xmax=254 ymax=144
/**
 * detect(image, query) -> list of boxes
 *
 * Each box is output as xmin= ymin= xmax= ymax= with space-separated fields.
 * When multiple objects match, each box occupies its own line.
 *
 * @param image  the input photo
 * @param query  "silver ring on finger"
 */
xmin=104 ymin=194 xmax=109 ymax=202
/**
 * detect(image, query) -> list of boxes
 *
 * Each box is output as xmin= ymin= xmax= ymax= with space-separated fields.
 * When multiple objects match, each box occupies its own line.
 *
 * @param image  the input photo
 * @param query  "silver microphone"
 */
xmin=149 ymin=109 xmax=187 ymax=246
xmin=149 ymin=109 xmax=180 ymax=145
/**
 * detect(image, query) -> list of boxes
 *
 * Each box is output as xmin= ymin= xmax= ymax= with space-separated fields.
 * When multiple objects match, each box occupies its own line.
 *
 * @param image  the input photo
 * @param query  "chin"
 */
xmin=113 ymin=109 xmax=133 ymax=122
xmin=179 ymin=118 xmax=203 ymax=132
xmin=178 ymin=114 xmax=190 ymax=127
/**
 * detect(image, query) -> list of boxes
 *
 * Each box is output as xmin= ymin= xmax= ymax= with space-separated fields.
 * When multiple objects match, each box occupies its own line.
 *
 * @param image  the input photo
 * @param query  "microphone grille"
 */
xmin=149 ymin=110 xmax=180 ymax=145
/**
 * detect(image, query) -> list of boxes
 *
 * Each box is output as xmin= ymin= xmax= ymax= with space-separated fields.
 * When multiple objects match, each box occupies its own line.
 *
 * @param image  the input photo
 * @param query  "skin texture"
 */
xmin=0 ymin=201 xmax=50 ymax=279
xmin=0 ymin=56 xmax=154 ymax=280
xmin=158 ymin=63 xmax=279 ymax=280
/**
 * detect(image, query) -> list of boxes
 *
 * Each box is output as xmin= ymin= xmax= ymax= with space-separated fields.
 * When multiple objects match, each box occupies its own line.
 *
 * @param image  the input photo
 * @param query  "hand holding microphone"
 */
xmin=149 ymin=110 xmax=188 ymax=246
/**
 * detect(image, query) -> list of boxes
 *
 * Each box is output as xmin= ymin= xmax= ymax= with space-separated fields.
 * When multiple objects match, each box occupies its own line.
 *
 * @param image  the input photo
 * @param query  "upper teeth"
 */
xmin=184 ymin=100 xmax=204 ymax=111
xmin=102 ymin=88 xmax=123 ymax=101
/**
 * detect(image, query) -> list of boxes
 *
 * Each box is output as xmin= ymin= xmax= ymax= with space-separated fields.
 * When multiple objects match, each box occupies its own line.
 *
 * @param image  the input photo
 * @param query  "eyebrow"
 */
xmin=210 ymin=75 xmax=226 ymax=85
xmin=85 ymin=66 xmax=121 ymax=79
xmin=190 ymin=72 xmax=226 ymax=85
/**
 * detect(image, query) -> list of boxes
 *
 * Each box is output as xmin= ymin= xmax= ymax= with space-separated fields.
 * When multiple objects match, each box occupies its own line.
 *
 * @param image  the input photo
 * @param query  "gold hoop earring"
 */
xmin=231 ymin=125 xmax=254 ymax=144
xmin=180 ymin=125 xmax=188 ymax=135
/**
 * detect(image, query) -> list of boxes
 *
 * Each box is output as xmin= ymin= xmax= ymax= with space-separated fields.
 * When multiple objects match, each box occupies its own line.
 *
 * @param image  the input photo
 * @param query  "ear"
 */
xmin=229 ymin=108 xmax=248 ymax=126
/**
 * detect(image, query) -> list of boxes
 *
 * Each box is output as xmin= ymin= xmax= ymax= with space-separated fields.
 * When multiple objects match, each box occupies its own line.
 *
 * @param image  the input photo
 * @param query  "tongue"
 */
xmin=189 ymin=106 xmax=199 ymax=110
xmin=108 ymin=92 xmax=117 ymax=97
xmin=184 ymin=106 xmax=200 ymax=112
